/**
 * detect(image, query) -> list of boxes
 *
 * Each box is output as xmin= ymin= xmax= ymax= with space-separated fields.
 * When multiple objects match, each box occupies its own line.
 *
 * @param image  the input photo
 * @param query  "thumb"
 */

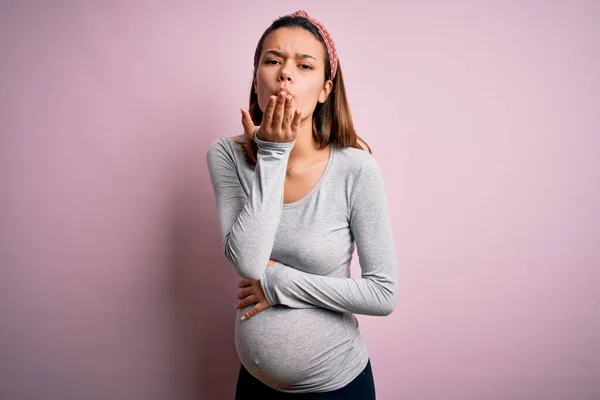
xmin=241 ymin=108 xmax=257 ymax=138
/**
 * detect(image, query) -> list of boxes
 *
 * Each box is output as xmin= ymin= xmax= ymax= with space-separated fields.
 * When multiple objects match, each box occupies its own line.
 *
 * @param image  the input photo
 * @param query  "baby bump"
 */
xmin=234 ymin=305 xmax=354 ymax=389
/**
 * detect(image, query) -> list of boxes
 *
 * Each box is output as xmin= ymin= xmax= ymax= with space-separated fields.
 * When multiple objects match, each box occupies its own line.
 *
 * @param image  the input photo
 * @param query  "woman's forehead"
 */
xmin=262 ymin=28 xmax=325 ymax=59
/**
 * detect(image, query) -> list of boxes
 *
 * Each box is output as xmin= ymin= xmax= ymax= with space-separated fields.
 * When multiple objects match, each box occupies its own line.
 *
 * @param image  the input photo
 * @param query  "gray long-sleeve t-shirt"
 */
xmin=206 ymin=134 xmax=398 ymax=393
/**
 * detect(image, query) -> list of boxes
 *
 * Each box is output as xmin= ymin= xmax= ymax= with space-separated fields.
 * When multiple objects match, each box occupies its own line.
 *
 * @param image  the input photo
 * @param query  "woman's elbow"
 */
xmin=377 ymin=284 xmax=398 ymax=316
xmin=236 ymin=266 xmax=263 ymax=281
xmin=223 ymin=248 xmax=263 ymax=280
xmin=225 ymin=255 xmax=262 ymax=280
xmin=380 ymin=293 xmax=397 ymax=316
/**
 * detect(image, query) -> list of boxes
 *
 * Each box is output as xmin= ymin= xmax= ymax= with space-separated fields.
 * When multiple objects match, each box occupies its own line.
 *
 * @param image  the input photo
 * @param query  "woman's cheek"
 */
xmin=299 ymin=96 xmax=317 ymax=117
xmin=255 ymin=73 xmax=270 ymax=111
xmin=258 ymin=88 xmax=271 ymax=112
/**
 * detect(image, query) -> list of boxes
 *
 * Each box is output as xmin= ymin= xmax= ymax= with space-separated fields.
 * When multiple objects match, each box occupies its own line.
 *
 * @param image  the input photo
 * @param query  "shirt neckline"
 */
xmin=282 ymin=144 xmax=336 ymax=209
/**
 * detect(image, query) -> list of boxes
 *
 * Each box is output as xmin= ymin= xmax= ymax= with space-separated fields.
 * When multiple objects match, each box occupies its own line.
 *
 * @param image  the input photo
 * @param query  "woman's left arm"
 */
xmin=259 ymin=156 xmax=398 ymax=316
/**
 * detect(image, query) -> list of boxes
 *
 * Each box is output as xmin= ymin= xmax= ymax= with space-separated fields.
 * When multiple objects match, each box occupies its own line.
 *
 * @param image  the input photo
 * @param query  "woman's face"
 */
xmin=254 ymin=27 xmax=333 ymax=120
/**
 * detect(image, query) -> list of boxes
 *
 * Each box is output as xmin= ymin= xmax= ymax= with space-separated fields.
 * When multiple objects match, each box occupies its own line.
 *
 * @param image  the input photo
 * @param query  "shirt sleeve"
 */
xmin=259 ymin=155 xmax=398 ymax=316
xmin=206 ymin=136 xmax=294 ymax=280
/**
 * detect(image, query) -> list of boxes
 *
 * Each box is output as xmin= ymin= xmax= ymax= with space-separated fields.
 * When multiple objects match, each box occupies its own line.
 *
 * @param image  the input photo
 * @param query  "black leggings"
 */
xmin=235 ymin=359 xmax=376 ymax=399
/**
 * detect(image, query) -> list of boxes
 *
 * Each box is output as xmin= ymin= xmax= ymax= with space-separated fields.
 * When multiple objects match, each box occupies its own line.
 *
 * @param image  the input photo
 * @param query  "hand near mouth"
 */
xmin=241 ymin=91 xmax=302 ymax=143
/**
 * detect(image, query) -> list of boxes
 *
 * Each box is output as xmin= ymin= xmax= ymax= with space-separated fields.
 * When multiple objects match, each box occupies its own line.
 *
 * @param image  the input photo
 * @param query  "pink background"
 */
xmin=1 ymin=1 xmax=599 ymax=399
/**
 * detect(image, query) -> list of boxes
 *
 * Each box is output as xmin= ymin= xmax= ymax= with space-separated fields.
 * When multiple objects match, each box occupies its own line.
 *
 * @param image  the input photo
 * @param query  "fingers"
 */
xmin=249 ymin=91 xmax=298 ymax=143
xmin=237 ymin=286 xmax=253 ymax=299
xmin=282 ymin=95 xmax=293 ymax=131
xmin=262 ymin=95 xmax=276 ymax=129
xmin=238 ymin=279 xmax=252 ymax=288
xmin=291 ymin=109 xmax=302 ymax=133
xmin=235 ymin=278 xmax=271 ymax=319
xmin=240 ymin=301 xmax=270 ymax=321
xmin=240 ymin=109 xmax=255 ymax=137
xmin=271 ymin=92 xmax=286 ymax=131
xmin=236 ymin=294 xmax=257 ymax=309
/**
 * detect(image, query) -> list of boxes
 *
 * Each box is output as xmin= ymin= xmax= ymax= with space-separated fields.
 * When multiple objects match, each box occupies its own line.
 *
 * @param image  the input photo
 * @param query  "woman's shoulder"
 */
xmin=206 ymin=134 xmax=246 ymax=168
xmin=334 ymin=145 xmax=380 ymax=176
xmin=207 ymin=134 xmax=245 ymax=153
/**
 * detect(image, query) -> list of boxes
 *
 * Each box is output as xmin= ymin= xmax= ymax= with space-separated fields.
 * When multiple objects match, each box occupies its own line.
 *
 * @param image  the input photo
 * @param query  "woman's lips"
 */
xmin=276 ymin=87 xmax=293 ymax=98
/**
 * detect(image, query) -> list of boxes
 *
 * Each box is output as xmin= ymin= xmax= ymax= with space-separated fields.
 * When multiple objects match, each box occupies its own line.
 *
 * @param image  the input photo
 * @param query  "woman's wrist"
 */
xmin=254 ymin=128 xmax=263 ymax=141
xmin=253 ymin=131 xmax=295 ymax=149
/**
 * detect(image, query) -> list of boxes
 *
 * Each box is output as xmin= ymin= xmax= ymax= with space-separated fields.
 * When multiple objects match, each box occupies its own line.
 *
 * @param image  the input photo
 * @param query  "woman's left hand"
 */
xmin=236 ymin=260 xmax=277 ymax=320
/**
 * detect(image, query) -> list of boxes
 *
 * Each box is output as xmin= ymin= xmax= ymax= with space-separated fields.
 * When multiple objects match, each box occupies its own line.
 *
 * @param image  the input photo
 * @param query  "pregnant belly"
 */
xmin=235 ymin=305 xmax=354 ymax=390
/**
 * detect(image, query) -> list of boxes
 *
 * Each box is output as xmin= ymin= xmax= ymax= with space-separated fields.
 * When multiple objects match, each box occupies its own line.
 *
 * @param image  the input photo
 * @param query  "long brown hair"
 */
xmin=235 ymin=14 xmax=372 ymax=164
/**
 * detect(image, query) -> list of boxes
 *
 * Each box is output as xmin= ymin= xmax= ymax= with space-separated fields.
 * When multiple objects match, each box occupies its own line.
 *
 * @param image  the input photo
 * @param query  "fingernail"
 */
xmin=241 ymin=316 xmax=246 ymax=321
xmin=286 ymin=95 xmax=292 ymax=102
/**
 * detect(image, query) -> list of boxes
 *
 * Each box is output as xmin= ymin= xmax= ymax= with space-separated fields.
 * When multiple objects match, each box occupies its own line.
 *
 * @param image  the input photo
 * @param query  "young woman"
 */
xmin=207 ymin=10 xmax=398 ymax=399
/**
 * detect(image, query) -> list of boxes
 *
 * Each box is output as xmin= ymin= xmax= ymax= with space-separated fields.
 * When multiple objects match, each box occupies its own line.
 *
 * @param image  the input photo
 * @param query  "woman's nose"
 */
xmin=279 ymin=70 xmax=292 ymax=82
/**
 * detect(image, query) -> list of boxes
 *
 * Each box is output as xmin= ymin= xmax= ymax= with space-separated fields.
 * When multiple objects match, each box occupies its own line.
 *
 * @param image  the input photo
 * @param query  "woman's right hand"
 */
xmin=241 ymin=91 xmax=302 ymax=143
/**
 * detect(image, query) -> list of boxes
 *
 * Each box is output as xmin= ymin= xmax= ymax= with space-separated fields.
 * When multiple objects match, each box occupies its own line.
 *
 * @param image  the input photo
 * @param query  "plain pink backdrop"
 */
xmin=1 ymin=1 xmax=599 ymax=399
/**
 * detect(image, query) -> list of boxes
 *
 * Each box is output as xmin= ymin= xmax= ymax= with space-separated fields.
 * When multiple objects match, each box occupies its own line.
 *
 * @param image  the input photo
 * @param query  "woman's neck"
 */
xmin=288 ymin=117 xmax=325 ymax=161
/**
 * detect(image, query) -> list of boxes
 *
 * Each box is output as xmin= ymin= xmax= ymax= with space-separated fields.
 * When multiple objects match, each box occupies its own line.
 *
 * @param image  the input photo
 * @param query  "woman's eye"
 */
xmin=265 ymin=60 xmax=312 ymax=70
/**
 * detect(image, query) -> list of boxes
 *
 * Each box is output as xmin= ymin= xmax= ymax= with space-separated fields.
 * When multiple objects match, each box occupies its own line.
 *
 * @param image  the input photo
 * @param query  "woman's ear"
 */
xmin=318 ymin=80 xmax=333 ymax=103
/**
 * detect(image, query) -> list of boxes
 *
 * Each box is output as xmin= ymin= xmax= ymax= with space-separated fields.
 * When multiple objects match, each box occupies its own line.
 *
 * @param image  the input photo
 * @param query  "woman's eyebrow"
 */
xmin=264 ymin=49 xmax=317 ymax=61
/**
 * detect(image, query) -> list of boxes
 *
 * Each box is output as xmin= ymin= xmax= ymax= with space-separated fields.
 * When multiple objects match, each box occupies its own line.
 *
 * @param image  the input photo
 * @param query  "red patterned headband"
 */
xmin=289 ymin=10 xmax=338 ymax=81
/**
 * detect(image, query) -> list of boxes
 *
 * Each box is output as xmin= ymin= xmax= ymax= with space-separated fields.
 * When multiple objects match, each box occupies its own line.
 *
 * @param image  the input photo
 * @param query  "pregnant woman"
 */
xmin=207 ymin=9 xmax=398 ymax=399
